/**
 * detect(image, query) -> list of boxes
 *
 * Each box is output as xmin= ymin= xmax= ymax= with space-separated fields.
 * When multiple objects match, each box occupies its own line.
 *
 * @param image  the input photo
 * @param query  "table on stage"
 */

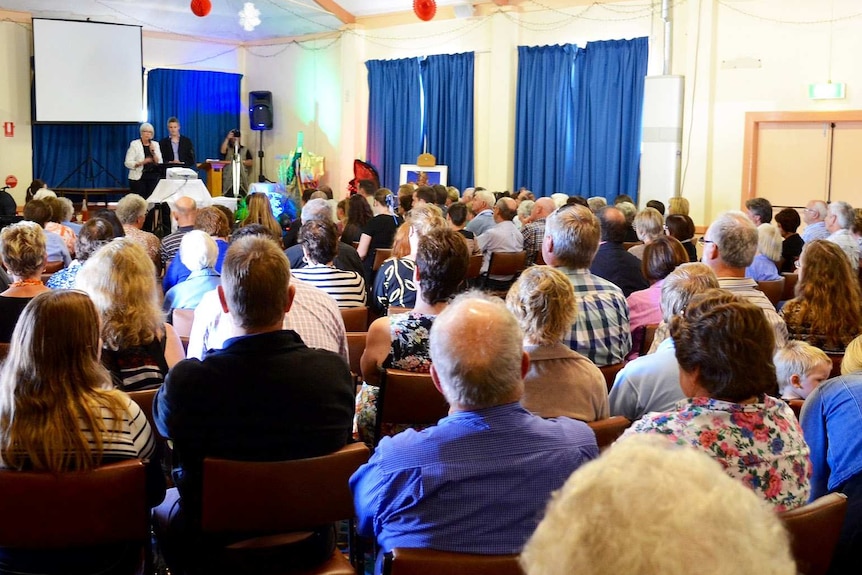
xmin=146 ymin=179 xmax=237 ymax=213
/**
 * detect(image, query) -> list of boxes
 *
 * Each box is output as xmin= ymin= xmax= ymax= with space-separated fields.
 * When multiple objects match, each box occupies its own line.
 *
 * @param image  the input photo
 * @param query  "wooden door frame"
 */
xmin=741 ymin=110 xmax=862 ymax=206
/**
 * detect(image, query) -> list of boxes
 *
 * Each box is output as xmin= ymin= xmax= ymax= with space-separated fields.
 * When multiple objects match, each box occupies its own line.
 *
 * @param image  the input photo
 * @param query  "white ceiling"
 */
xmin=0 ymin=0 xmax=474 ymax=42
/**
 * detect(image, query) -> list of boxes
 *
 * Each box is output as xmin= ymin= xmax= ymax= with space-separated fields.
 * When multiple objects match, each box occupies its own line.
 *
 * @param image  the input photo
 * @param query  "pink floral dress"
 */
xmin=624 ymin=395 xmax=812 ymax=511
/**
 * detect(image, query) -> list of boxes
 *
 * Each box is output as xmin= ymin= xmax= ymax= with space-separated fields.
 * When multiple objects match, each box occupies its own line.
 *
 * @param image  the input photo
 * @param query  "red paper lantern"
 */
xmin=4 ymin=175 xmax=17 ymax=188
xmin=414 ymin=0 xmax=436 ymax=21
xmin=190 ymin=0 xmax=212 ymax=17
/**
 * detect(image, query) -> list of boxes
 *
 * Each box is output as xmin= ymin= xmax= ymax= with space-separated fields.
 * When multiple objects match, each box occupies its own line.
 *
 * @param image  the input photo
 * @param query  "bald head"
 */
xmin=173 ymin=196 xmax=198 ymax=226
xmin=532 ymin=197 xmax=556 ymax=221
xmin=597 ymin=206 xmax=628 ymax=243
xmin=495 ymin=197 xmax=517 ymax=223
xmin=430 ymin=293 xmax=526 ymax=410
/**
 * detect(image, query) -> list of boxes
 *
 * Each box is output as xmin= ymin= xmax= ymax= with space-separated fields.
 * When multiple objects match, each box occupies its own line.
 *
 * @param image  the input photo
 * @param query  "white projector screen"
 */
xmin=33 ymin=19 xmax=143 ymax=123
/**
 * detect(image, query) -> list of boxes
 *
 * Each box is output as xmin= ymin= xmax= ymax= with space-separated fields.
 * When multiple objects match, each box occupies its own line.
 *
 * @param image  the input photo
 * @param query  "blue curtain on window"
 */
xmin=422 ymin=53 xmax=474 ymax=192
xmin=147 ymin=68 xmax=243 ymax=167
xmin=366 ymin=58 xmax=423 ymax=190
xmin=573 ymin=37 xmax=648 ymax=203
xmin=513 ymin=44 xmax=578 ymax=198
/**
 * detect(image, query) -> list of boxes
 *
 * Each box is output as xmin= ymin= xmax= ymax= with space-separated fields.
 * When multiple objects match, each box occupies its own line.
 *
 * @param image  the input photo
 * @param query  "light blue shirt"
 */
xmin=801 ymin=221 xmax=829 ymax=243
xmin=609 ymin=337 xmax=686 ymax=421
xmin=464 ymin=209 xmax=494 ymax=236
xmin=44 ymin=229 xmax=71 ymax=267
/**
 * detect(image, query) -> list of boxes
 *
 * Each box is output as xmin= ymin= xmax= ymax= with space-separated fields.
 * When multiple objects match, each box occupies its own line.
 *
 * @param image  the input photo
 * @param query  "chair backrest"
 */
xmin=201 ymin=442 xmax=370 ymax=535
xmin=779 ymin=492 xmax=848 ymax=575
xmin=340 ymin=306 xmax=369 ymax=332
xmin=374 ymin=248 xmax=392 ymax=271
xmin=375 ymin=369 xmax=449 ymax=446
xmin=782 ymin=272 xmax=798 ymax=301
xmin=486 ymin=251 xmax=526 ymax=278
xmin=388 ymin=306 xmax=412 ymax=316
xmin=599 ymin=362 xmax=626 ymax=392
xmin=44 ymin=260 xmax=64 ymax=273
xmin=640 ymin=323 xmax=659 ymax=356
xmin=0 ymin=342 xmax=9 ymax=362
xmin=533 ymin=249 xmax=545 ymax=266
xmin=171 ymin=308 xmax=195 ymax=337
xmin=346 ymin=331 xmax=367 ymax=382
xmin=757 ymin=278 xmax=785 ymax=308
xmin=383 ymin=548 xmax=523 ymax=575
xmin=0 ymin=460 xmax=148 ymax=548
xmin=465 ymin=254 xmax=484 ymax=280
xmin=826 ymin=353 xmax=843 ymax=378
xmin=787 ymin=399 xmax=804 ymax=419
xmin=623 ymin=241 xmax=642 ymax=251
xmin=128 ymin=388 xmax=162 ymax=440
xmin=587 ymin=416 xmax=632 ymax=451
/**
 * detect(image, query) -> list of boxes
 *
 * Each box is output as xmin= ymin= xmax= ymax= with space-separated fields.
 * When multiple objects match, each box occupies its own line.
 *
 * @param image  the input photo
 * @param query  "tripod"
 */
xmin=55 ymin=125 xmax=125 ymax=188
xmin=257 ymin=130 xmax=272 ymax=183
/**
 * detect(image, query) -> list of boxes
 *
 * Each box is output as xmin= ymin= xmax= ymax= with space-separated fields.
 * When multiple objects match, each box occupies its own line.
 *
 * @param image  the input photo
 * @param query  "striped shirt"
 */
xmin=85 ymin=396 xmax=157 ymax=462
xmin=160 ymin=226 xmax=194 ymax=267
xmin=717 ymin=277 xmax=788 ymax=347
xmin=291 ymin=264 xmax=366 ymax=309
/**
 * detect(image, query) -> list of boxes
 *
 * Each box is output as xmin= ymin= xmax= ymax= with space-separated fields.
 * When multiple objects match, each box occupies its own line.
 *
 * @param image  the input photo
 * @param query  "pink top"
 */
xmin=626 ymin=280 xmax=663 ymax=360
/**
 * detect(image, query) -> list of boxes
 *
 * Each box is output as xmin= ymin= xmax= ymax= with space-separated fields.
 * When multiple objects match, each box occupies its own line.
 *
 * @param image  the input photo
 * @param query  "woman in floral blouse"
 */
xmin=355 ymin=229 xmax=469 ymax=445
xmin=623 ymin=289 xmax=812 ymax=511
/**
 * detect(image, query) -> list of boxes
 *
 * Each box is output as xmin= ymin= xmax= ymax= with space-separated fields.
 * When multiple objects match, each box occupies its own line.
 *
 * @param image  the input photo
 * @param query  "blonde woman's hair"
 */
xmin=506 ymin=266 xmax=577 ymax=346
xmin=842 ymin=334 xmax=862 ymax=375
xmin=408 ymin=204 xmax=447 ymax=237
xmin=0 ymin=221 xmax=46 ymax=278
xmin=521 ymin=435 xmax=795 ymax=575
xmin=633 ymin=207 xmax=664 ymax=242
xmin=667 ymin=196 xmax=690 ymax=216
xmin=241 ymin=192 xmax=282 ymax=241
xmin=0 ymin=291 xmax=127 ymax=472
xmin=757 ymin=223 xmax=783 ymax=262
xmin=76 ymin=238 xmax=164 ymax=350
xmin=115 ymin=193 xmax=148 ymax=225
xmin=774 ymin=341 xmax=830 ymax=389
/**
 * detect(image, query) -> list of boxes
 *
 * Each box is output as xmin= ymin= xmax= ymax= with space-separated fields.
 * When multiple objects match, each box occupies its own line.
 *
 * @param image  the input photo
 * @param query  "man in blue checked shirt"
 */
xmin=542 ymin=204 xmax=632 ymax=366
xmin=350 ymin=293 xmax=598 ymax=568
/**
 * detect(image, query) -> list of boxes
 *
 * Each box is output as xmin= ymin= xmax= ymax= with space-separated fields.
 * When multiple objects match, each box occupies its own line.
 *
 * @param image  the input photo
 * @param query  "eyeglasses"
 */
xmin=794 ymin=259 xmax=802 ymax=269
xmin=697 ymin=237 xmax=714 ymax=246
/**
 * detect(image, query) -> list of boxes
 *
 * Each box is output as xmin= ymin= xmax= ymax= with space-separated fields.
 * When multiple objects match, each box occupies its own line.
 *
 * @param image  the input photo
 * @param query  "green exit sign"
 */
xmin=808 ymin=83 xmax=846 ymax=100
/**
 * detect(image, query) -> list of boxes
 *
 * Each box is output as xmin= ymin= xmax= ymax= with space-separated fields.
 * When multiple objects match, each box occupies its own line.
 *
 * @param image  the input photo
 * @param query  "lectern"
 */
xmin=198 ymin=160 xmax=229 ymax=197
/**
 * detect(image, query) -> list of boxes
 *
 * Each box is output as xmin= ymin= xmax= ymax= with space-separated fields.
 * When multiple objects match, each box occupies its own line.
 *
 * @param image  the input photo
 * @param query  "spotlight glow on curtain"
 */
xmin=366 ymin=58 xmax=423 ymax=190
xmin=422 ymin=53 xmax=474 ymax=192
xmin=514 ymin=38 xmax=648 ymax=202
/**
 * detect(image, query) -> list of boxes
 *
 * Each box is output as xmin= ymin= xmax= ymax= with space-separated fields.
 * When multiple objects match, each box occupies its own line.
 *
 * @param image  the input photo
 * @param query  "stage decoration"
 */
xmin=190 ymin=0 xmax=212 ymax=17
xmin=238 ymin=2 xmax=261 ymax=31
xmin=414 ymin=0 xmax=437 ymax=21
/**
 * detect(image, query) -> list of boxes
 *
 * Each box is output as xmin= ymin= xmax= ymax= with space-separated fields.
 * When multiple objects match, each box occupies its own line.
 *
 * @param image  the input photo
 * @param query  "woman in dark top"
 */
xmin=341 ymin=194 xmax=373 ymax=246
xmin=0 ymin=222 xmax=51 ymax=342
xmin=357 ymin=188 xmax=402 ymax=281
xmin=775 ymin=207 xmax=804 ymax=273
xmin=665 ymin=214 xmax=698 ymax=262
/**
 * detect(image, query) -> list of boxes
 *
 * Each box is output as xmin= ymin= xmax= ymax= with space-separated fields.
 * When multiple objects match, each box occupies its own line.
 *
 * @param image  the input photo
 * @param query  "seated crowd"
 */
xmin=0 ymin=182 xmax=861 ymax=574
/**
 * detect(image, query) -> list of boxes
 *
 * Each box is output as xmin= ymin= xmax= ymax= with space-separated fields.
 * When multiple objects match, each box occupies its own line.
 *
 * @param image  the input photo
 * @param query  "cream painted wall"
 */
xmin=0 ymin=18 xmax=36 ymax=205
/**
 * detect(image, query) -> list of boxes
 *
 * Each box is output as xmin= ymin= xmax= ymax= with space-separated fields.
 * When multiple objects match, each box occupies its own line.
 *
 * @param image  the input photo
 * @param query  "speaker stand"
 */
xmin=257 ymin=130 xmax=271 ymax=183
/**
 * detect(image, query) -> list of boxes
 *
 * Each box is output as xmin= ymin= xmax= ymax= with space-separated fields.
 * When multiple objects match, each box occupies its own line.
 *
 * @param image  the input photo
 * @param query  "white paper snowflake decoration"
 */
xmin=238 ymin=2 xmax=261 ymax=31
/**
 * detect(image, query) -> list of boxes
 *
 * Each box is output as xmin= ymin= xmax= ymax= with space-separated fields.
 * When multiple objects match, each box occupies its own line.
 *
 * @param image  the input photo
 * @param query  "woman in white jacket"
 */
xmin=124 ymin=122 xmax=163 ymax=196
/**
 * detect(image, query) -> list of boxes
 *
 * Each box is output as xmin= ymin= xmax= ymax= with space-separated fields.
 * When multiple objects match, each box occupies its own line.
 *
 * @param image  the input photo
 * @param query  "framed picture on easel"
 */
xmin=399 ymin=164 xmax=448 ymax=187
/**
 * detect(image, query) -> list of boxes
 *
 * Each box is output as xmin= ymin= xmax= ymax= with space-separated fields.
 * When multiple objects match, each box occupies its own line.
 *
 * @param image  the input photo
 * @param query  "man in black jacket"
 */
xmin=159 ymin=116 xmax=195 ymax=167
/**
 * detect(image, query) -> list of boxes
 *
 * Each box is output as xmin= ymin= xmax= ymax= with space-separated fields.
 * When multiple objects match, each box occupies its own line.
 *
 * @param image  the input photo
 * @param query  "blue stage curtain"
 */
xmin=147 ymin=68 xmax=243 ymax=168
xmin=421 ymin=53 xmax=474 ymax=192
xmin=366 ymin=58 xmax=423 ymax=190
xmin=573 ymin=37 xmax=649 ymax=203
xmin=513 ymin=44 xmax=578 ymax=198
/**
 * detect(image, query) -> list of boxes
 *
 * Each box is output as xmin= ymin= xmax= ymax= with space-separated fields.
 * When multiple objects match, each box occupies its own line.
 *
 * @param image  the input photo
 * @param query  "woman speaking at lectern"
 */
xmin=124 ymin=122 xmax=163 ymax=197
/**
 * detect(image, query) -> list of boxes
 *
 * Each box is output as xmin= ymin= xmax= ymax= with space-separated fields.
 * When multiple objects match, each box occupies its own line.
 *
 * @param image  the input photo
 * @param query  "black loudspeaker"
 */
xmin=249 ymin=91 xmax=273 ymax=131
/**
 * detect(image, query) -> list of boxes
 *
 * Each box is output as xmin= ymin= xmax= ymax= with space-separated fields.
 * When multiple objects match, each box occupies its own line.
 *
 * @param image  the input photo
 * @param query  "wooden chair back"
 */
xmin=779 ymin=492 xmax=848 ymax=575
xmin=346 ymin=332 xmax=367 ymax=383
xmin=0 ymin=460 xmax=148 ymax=549
xmin=374 ymin=248 xmax=392 ymax=271
xmin=485 ymin=251 xmax=526 ymax=279
xmin=756 ymin=278 xmax=785 ymax=308
xmin=383 ymin=548 xmax=523 ymax=575
xmin=44 ymin=260 xmax=64 ymax=273
xmin=599 ymin=362 xmax=626 ymax=392
xmin=465 ymin=254 xmax=483 ymax=280
xmin=787 ymin=399 xmax=804 ymax=420
xmin=587 ymin=416 xmax=632 ymax=451
xmin=782 ymin=272 xmax=798 ymax=301
xmin=340 ymin=306 xmax=369 ymax=332
xmin=128 ymin=388 xmax=161 ymax=440
xmin=388 ymin=306 xmax=412 ymax=316
xmin=375 ymin=369 xmax=449 ymax=446
xmin=623 ymin=241 xmax=642 ymax=251
xmin=827 ymin=353 xmax=843 ymax=378
xmin=640 ymin=323 xmax=659 ymax=356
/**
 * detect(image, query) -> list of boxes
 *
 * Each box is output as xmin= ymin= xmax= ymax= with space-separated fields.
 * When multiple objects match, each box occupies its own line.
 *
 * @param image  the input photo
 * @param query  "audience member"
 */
xmin=0 ymin=290 xmax=162 ymax=574
xmin=285 ymin=198 xmax=364 ymax=278
xmin=543 ymin=204 xmax=631 ymax=365
xmin=153 ymin=235 xmax=355 ymax=573
xmin=46 ymin=217 xmax=114 ymax=290
xmin=774 ymin=341 xmax=831 ymax=401
xmin=665 ymin=213 xmax=697 ymax=262
xmin=516 ymin=200 xmax=535 ymax=228
xmin=506 ymin=266 xmax=608 ymax=421
xmin=115 ymin=193 xmax=161 ymax=269
xmin=745 ymin=223 xmax=782 ymax=281
xmin=780 ymin=239 xmax=862 ymax=352
xmin=586 ymin=196 xmax=606 ymax=212
xmin=745 ymin=197 xmax=773 ymax=225
xmin=477 ymin=197 xmax=523 ymax=288
xmin=775 ymin=207 xmax=804 ymax=273
xmin=77 ymin=239 xmax=184 ymax=390
xmin=700 ymin=210 xmax=788 ymax=346
xmin=55 ymin=196 xmax=81 ymax=234
xmin=446 ymin=186 xmax=460 ymax=206
xmin=627 ymin=207 xmax=663 ymax=260
xmin=521 ymin=197 xmax=555 ymax=266
xmin=463 ymin=189 xmax=496 ymax=236
xmin=163 ymin=207 xmax=231 ymax=293
xmin=24 ymin=178 xmax=46 ymax=203
xmin=94 ymin=209 xmax=126 ymax=238
xmin=355 ymin=229 xmax=469 ymax=445
xmin=0 ymin=222 xmax=51 ymax=342
xmin=357 ymin=189 xmax=402 ymax=281
xmin=159 ymin=196 xmax=197 ymax=269
xmin=667 ymin=196 xmax=689 ymax=216
xmin=163 ymin=230 xmax=221 ymax=317
xmin=350 ymin=293 xmax=598 ymax=566
xmin=341 ymin=193 xmax=373 ymax=246
xmin=801 ymin=199 xmax=829 ymax=243
xmin=446 ymin=202 xmax=480 ymax=255
xmin=826 ymin=200 xmax=859 ymax=272
xmin=43 ymin=196 xmax=77 ymax=257
xmin=22 ymin=199 xmax=70 ymax=268
xmin=293 ymin=220 xmax=366 ymax=309
xmin=590 ymin=206 xmax=649 ymax=297
xmin=615 ymin=201 xmax=639 ymax=243
xmin=645 ymin=199 xmax=665 ymax=215
xmin=624 ymin=290 xmax=811 ymax=510
xmin=240 ymin=192 xmax=283 ymax=245
xmin=521 ymin=435 xmax=796 ymax=575
xmin=610 ymin=263 xmax=718 ymax=420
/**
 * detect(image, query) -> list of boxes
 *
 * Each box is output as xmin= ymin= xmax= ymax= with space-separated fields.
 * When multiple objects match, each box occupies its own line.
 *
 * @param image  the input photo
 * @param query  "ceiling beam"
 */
xmin=312 ymin=0 xmax=355 ymax=24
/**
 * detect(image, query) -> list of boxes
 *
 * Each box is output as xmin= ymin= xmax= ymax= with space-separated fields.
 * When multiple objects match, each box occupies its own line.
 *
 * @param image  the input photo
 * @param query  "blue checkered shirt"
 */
xmin=521 ymin=219 xmax=546 ymax=266
xmin=350 ymin=402 xmax=598 ymax=560
xmin=561 ymin=267 xmax=631 ymax=366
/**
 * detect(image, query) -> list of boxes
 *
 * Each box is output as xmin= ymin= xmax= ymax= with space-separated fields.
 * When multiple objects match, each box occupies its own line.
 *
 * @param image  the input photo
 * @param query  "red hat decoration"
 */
xmin=414 ymin=0 xmax=437 ymax=21
xmin=191 ymin=0 xmax=212 ymax=17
